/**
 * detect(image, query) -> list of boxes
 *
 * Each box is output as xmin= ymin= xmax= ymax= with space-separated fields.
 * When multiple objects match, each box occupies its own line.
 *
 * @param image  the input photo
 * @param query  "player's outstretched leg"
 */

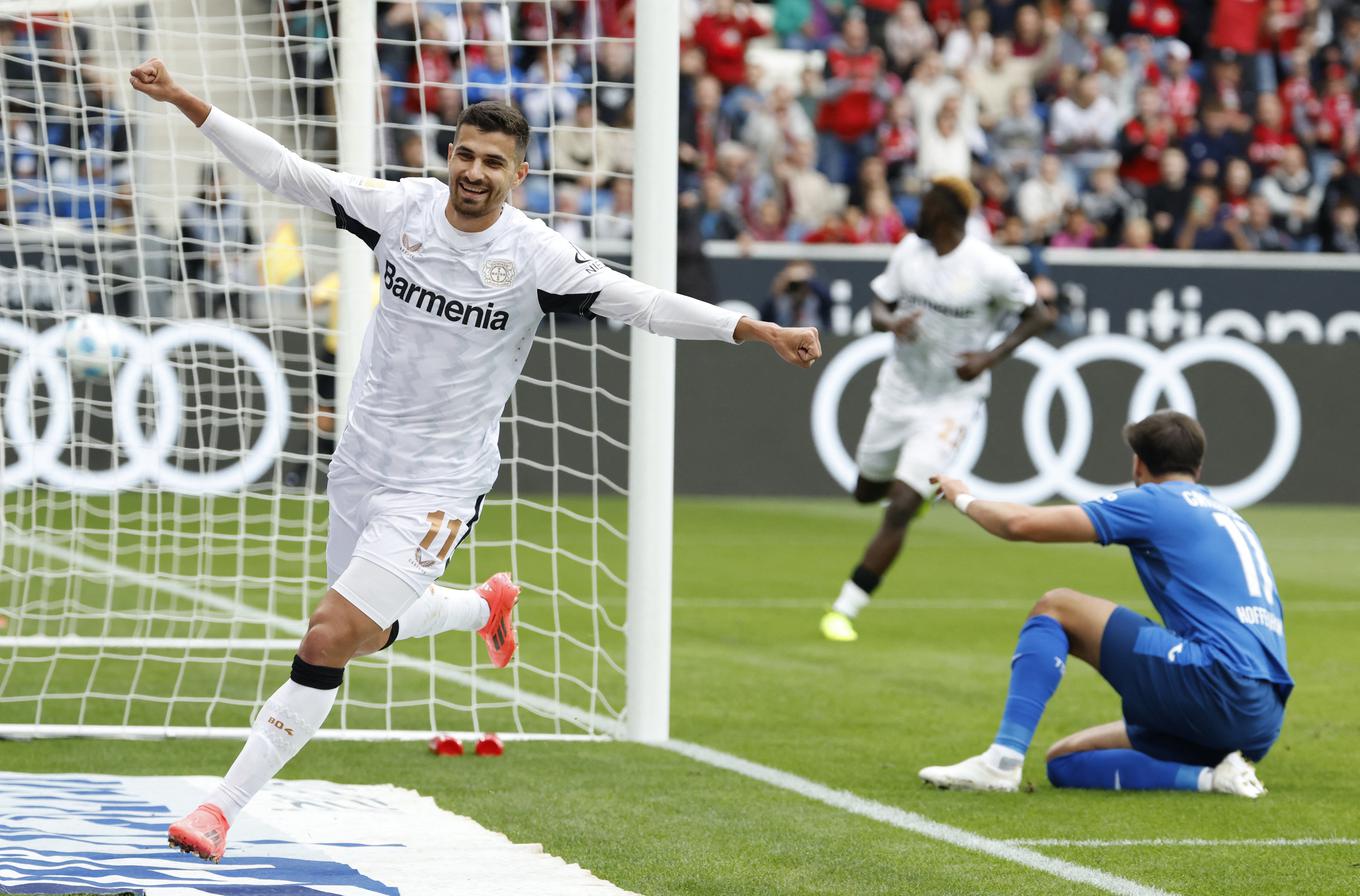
xmin=823 ymin=479 xmax=921 ymax=642
xmin=920 ymin=589 xmax=1113 ymax=792
xmin=1046 ymin=748 xmax=1265 ymax=797
xmin=384 ymin=573 xmax=520 ymax=667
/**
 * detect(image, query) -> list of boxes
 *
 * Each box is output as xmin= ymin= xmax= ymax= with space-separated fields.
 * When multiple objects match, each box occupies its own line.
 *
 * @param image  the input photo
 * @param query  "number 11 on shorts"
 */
xmin=420 ymin=510 xmax=459 ymax=563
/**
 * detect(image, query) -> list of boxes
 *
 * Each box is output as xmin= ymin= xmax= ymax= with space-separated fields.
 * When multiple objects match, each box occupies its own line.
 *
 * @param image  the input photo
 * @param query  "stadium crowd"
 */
xmin=5 ymin=0 xmax=1360 ymax=257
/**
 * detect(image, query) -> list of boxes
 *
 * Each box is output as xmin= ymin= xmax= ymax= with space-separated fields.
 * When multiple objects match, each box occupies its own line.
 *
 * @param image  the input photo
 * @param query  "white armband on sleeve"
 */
xmin=199 ymin=106 xmax=342 ymax=214
xmin=594 ymin=279 xmax=741 ymax=343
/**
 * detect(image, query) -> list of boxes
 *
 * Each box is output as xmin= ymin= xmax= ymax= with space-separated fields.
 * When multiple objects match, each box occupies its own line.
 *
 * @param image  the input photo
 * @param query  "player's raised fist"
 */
xmin=129 ymin=58 xmax=178 ymax=102
xmin=782 ymin=326 xmax=822 ymax=368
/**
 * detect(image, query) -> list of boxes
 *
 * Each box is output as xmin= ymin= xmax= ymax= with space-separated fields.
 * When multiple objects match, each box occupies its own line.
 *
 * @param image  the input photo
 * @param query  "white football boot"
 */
xmin=919 ymin=752 xmax=1022 ymax=793
xmin=1210 ymin=751 xmax=1267 ymax=798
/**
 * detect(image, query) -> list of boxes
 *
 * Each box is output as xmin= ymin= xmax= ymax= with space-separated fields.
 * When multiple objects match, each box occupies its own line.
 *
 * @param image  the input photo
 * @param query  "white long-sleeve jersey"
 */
xmin=200 ymin=107 xmax=741 ymax=497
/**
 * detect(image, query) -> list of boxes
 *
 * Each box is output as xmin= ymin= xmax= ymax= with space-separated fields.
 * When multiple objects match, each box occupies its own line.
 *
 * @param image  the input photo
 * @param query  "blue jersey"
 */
xmin=1081 ymin=482 xmax=1292 ymax=697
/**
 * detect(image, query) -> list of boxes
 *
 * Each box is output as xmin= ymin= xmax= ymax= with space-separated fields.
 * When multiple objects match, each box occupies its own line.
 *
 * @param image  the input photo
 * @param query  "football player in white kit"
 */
xmin=820 ymin=177 xmax=1054 ymax=642
xmin=130 ymin=59 xmax=821 ymax=862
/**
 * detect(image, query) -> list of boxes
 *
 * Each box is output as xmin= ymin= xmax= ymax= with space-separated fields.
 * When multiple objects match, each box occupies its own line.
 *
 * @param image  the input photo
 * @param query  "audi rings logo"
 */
xmin=810 ymin=334 xmax=1301 ymax=508
xmin=0 ymin=318 xmax=290 ymax=494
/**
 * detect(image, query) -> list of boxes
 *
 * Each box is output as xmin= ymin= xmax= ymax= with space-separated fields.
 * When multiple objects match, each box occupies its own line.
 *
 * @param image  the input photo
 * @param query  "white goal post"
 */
xmin=0 ymin=0 xmax=676 ymax=742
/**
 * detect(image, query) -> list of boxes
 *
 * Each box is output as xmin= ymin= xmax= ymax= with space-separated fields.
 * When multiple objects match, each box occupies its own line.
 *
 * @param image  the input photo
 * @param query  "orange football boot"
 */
xmin=476 ymin=572 xmax=520 ymax=668
xmin=168 ymin=802 xmax=230 ymax=863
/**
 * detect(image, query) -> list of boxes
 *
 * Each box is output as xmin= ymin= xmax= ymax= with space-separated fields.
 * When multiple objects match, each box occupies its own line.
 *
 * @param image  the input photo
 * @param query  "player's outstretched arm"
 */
xmin=931 ymin=474 xmax=1097 ymax=543
xmin=129 ymin=58 xmax=373 ymax=219
xmin=591 ymin=279 xmax=821 ymax=368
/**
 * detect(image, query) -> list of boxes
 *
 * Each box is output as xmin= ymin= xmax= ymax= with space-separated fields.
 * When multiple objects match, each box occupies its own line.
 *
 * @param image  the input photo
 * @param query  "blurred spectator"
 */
xmin=991 ymin=85 xmax=1044 ymax=183
xmin=721 ymin=63 xmax=768 ymax=133
xmin=971 ymin=38 xmax=1028 ymax=129
xmin=747 ymin=196 xmax=790 ymax=240
xmin=1222 ymin=157 xmax=1254 ymax=217
xmin=1080 ymin=165 xmax=1132 ymax=245
xmin=1056 ymin=0 xmax=1103 ymax=73
xmin=1120 ymin=85 xmax=1175 ymax=190
xmin=1247 ymin=93 xmax=1296 ymax=175
xmin=467 ymin=42 xmax=520 ymax=104
xmin=942 ymin=8 xmax=992 ymax=73
xmin=1050 ymin=71 xmax=1121 ymax=182
xmin=761 ymin=260 xmax=833 ymax=328
xmin=1146 ymin=146 xmax=1193 ymax=247
xmin=1238 ymin=194 xmax=1295 ymax=250
xmin=1010 ymin=5 xmax=1058 ymax=77
xmin=860 ymin=186 xmax=908 ymax=242
xmin=1158 ymin=40 xmax=1200 ymax=136
xmin=595 ymin=176 xmax=633 ymax=241
xmin=1185 ymin=101 xmax=1247 ymax=183
xmin=179 ymin=164 xmax=256 ymax=319
xmin=279 ymin=0 xmax=336 ymax=149
xmin=884 ymin=1 xmax=936 ymax=78
xmin=697 ymin=171 xmax=747 ymax=239
xmin=1017 ymin=154 xmax=1076 ymax=238
xmin=804 ymin=207 xmax=867 ymax=243
xmin=743 ymin=83 xmax=815 ymax=171
xmin=777 ymin=138 xmax=849 ymax=234
xmin=1120 ymin=216 xmax=1157 ymax=249
xmin=552 ymin=182 xmax=588 ymax=243
xmin=383 ymin=131 xmax=429 ymax=180
xmin=877 ymin=93 xmax=918 ymax=183
xmin=594 ymin=40 xmax=635 ymax=127
xmin=1323 ymin=197 xmax=1360 ymax=252
xmin=817 ymin=14 xmax=893 ymax=184
xmin=1099 ymin=46 xmax=1138 ymax=124
xmin=1258 ymin=143 xmax=1323 ymax=245
xmin=977 ymin=166 xmax=1017 ymax=233
xmin=693 ymin=0 xmax=769 ymax=88
xmin=917 ymin=93 xmax=978 ymax=180
xmin=679 ymin=74 xmax=730 ymax=187
xmin=1204 ymin=53 xmax=1254 ymax=133
xmin=102 ymin=188 xmax=175 ymax=318
xmin=1176 ymin=183 xmax=1247 ymax=250
xmin=1051 ymin=203 xmax=1096 ymax=248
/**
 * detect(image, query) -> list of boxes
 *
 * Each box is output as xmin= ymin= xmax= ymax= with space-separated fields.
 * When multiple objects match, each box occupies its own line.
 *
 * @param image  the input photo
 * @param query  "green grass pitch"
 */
xmin=2 ymin=496 xmax=1357 ymax=895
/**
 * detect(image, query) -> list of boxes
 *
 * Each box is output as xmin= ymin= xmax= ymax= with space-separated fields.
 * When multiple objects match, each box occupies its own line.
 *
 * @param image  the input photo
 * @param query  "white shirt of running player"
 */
xmin=199 ymin=107 xmax=742 ymax=498
xmin=868 ymin=233 xmax=1036 ymax=406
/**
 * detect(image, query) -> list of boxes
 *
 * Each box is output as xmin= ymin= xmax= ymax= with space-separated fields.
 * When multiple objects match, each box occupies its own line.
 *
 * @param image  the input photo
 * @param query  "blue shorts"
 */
xmin=1098 ymin=607 xmax=1285 ymax=766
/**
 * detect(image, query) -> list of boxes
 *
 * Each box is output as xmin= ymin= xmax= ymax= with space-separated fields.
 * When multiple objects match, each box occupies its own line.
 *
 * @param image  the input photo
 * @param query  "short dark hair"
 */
xmin=454 ymin=101 xmax=530 ymax=163
xmin=916 ymin=176 xmax=976 ymax=241
xmin=1122 ymin=410 xmax=1206 ymax=477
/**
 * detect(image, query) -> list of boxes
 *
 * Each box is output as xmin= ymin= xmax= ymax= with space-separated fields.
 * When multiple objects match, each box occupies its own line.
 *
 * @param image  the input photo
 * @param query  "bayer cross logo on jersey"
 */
xmin=481 ymin=258 xmax=516 ymax=287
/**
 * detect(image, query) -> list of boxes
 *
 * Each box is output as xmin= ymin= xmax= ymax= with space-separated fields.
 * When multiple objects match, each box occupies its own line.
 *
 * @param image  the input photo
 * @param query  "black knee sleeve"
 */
xmin=290 ymin=655 xmax=344 ymax=690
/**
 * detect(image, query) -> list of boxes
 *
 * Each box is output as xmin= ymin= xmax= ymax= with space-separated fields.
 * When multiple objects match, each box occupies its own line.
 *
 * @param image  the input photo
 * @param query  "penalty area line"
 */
xmin=660 ymin=740 xmax=1178 ymax=896
xmin=1007 ymin=837 xmax=1360 ymax=847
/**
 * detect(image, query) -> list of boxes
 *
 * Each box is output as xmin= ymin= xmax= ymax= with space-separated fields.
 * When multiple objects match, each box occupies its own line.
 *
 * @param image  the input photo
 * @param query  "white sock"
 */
xmin=984 ymin=743 xmax=1025 ymax=772
xmin=832 ymin=580 xmax=871 ymax=618
xmin=1196 ymin=767 xmax=1214 ymax=792
xmin=394 ymin=583 xmax=489 ymax=641
xmin=207 ymin=679 xmax=337 ymax=823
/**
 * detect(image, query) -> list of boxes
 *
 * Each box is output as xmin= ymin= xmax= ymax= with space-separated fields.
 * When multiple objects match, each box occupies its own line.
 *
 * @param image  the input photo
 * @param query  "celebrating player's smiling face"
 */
xmin=446 ymin=125 xmax=528 ymax=228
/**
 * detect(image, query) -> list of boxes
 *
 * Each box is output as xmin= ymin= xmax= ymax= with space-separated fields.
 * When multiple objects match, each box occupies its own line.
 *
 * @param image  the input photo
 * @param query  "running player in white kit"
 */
xmin=820 ymin=177 xmax=1054 ymax=642
xmin=129 ymin=59 xmax=821 ymax=862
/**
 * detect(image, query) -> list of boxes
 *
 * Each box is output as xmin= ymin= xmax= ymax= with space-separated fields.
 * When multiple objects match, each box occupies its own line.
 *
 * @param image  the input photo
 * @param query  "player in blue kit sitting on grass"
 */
xmin=921 ymin=410 xmax=1291 ymax=797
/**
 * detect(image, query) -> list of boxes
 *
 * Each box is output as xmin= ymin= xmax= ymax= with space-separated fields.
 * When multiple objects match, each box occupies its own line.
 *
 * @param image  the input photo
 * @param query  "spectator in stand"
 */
xmin=428 ymin=86 xmax=463 ymax=159
xmin=817 ymin=13 xmax=893 ymax=185
xmin=877 ymin=93 xmax=919 ymax=184
xmin=721 ymin=62 xmax=769 ymax=135
xmin=1 ymin=99 xmax=42 ymax=221
xmin=1177 ymin=183 xmax=1248 ymax=250
xmin=467 ymin=42 xmax=519 ymax=104
xmin=383 ymin=131 xmax=429 ymax=180
xmin=403 ymin=13 xmax=458 ymax=118
xmin=860 ymin=186 xmax=909 ymax=242
xmin=1317 ymin=63 xmax=1357 ymax=157
xmin=977 ymin=166 xmax=1017 ymax=233
xmin=1120 ymin=216 xmax=1157 ymax=249
xmin=739 ymin=84 xmax=810 ymax=171
xmin=1158 ymin=40 xmax=1200 ymax=137
xmin=593 ymin=40 xmax=635 ymax=127
xmin=554 ymin=98 xmax=606 ymax=184
xmin=804 ymin=207 xmax=867 ymax=243
xmin=971 ymin=37 xmax=1029 ymax=130
xmin=1050 ymin=71 xmax=1122 ymax=185
xmin=1120 ymin=84 xmax=1175 ymax=193
xmin=679 ymin=74 xmax=731 ymax=189
xmin=1323 ymin=197 xmax=1360 ymax=252
xmin=773 ymin=0 xmax=816 ymax=50
xmin=1081 ymin=165 xmax=1132 ymax=246
xmin=698 ymin=170 xmax=747 ymax=240
xmin=1184 ymin=101 xmax=1247 ymax=183
xmin=1018 ymin=153 xmax=1077 ymax=238
xmin=884 ymin=1 xmax=936 ymax=79
xmin=1146 ymin=146 xmax=1193 ymax=247
xmin=595 ymin=176 xmax=633 ymax=241
xmin=1279 ymin=46 xmax=1321 ymax=146
xmin=1205 ymin=53 xmax=1255 ymax=135
xmin=1051 ymin=203 xmax=1097 ymax=247
xmin=917 ymin=93 xmax=978 ymax=180
xmin=1208 ymin=0 xmax=1270 ymax=92
xmin=519 ymin=44 xmax=584 ymax=133
xmin=1056 ymin=0 xmax=1105 ymax=73
xmin=1222 ymin=157 xmax=1254 ymax=218
xmin=992 ymin=85 xmax=1045 ymax=184
xmin=850 ymin=154 xmax=891 ymax=210
xmin=1259 ymin=143 xmax=1323 ymax=247
xmin=777 ymin=138 xmax=849 ymax=236
xmin=1010 ymin=5 xmax=1059 ymax=84
xmin=942 ymin=7 xmax=993 ymax=73
xmin=761 ymin=260 xmax=833 ymax=328
xmin=714 ymin=140 xmax=768 ymax=224
xmin=747 ymin=196 xmax=790 ymax=241
xmin=693 ymin=0 xmax=769 ymax=89
xmin=1099 ymin=46 xmax=1138 ymax=124
xmin=1238 ymin=194 xmax=1295 ymax=250
xmin=278 ymin=0 xmax=336 ymax=149
xmin=859 ymin=0 xmax=901 ymax=46
xmin=1248 ymin=92 xmax=1297 ymax=175
xmin=179 ymin=164 xmax=256 ymax=319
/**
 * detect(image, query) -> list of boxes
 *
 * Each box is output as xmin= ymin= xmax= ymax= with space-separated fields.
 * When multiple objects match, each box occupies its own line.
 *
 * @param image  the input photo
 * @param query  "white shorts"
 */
xmin=325 ymin=464 xmax=485 ymax=628
xmin=854 ymin=393 xmax=980 ymax=498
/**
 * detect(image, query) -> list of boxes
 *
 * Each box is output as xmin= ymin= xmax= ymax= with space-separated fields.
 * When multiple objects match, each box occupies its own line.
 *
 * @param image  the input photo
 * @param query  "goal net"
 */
xmin=0 ymin=0 xmax=659 ymax=741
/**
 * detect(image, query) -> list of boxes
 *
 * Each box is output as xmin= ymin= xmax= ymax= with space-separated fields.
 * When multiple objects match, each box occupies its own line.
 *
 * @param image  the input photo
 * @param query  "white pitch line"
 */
xmin=669 ymin=597 xmax=1359 ymax=612
xmin=661 ymin=740 xmax=1178 ymax=896
xmin=1007 ymin=838 xmax=1360 ymax=848
xmin=4 ymin=527 xmax=624 ymax=738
